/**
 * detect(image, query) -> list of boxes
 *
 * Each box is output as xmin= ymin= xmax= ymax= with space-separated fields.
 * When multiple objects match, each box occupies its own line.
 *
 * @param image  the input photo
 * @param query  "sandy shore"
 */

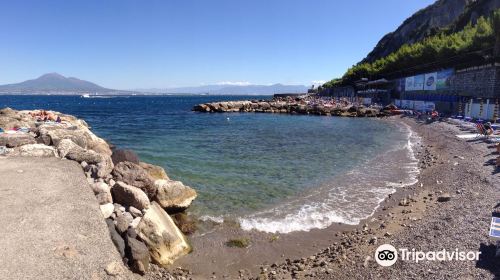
xmin=147 ymin=116 xmax=500 ymax=279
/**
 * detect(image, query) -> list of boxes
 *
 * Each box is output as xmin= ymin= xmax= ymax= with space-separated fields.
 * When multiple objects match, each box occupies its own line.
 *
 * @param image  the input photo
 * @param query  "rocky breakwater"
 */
xmin=0 ymin=107 xmax=197 ymax=276
xmin=193 ymin=99 xmax=384 ymax=117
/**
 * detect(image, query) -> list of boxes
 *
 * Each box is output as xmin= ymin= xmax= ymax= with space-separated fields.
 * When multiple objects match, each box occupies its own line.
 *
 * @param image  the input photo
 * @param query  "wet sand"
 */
xmin=147 ymin=116 xmax=500 ymax=279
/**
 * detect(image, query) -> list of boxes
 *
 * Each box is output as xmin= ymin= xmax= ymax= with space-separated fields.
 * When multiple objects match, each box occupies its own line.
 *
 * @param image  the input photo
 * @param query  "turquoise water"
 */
xmin=0 ymin=95 xmax=419 ymax=233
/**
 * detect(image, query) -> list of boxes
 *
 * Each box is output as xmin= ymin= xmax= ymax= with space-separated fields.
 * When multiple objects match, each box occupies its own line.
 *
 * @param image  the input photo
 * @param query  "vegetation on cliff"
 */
xmin=324 ymin=9 xmax=500 ymax=88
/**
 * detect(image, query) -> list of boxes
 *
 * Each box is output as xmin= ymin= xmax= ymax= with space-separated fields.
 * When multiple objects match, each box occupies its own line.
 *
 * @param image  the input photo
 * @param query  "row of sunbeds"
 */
xmin=449 ymin=117 xmax=500 ymax=168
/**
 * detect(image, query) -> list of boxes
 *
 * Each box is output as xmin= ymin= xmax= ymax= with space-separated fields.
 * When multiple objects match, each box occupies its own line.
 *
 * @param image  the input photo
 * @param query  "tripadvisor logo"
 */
xmin=375 ymin=244 xmax=398 ymax=266
xmin=374 ymin=244 xmax=481 ymax=267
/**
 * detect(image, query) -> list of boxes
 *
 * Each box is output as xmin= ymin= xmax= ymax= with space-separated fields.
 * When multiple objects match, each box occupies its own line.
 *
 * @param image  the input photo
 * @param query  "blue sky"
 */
xmin=0 ymin=0 xmax=435 ymax=89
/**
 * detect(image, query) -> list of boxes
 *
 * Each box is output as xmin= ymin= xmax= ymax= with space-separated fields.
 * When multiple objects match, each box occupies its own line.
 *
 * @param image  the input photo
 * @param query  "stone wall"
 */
xmin=450 ymin=64 xmax=500 ymax=98
xmin=319 ymin=86 xmax=355 ymax=97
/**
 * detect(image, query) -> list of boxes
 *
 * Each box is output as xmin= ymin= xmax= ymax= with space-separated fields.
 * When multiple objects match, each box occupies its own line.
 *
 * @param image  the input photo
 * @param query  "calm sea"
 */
xmin=0 ymin=95 xmax=419 ymax=233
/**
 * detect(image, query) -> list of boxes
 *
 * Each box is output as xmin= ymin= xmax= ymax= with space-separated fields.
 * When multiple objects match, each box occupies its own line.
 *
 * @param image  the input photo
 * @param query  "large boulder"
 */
xmin=0 ymin=117 xmax=33 ymax=131
xmin=139 ymin=162 xmax=169 ymax=180
xmin=112 ymin=149 xmax=140 ymax=165
xmin=44 ymin=127 xmax=89 ymax=148
xmin=112 ymin=162 xmax=157 ymax=198
xmin=105 ymin=218 xmax=125 ymax=258
xmin=154 ymin=179 xmax=197 ymax=211
xmin=111 ymin=181 xmax=151 ymax=210
xmin=0 ymin=133 xmax=36 ymax=148
xmin=0 ymin=108 xmax=35 ymax=130
xmin=16 ymin=144 xmax=57 ymax=157
xmin=137 ymin=202 xmax=191 ymax=265
xmin=57 ymin=139 xmax=114 ymax=178
xmin=126 ymin=237 xmax=150 ymax=275
xmin=37 ymin=124 xmax=112 ymax=156
xmin=0 ymin=107 xmax=16 ymax=116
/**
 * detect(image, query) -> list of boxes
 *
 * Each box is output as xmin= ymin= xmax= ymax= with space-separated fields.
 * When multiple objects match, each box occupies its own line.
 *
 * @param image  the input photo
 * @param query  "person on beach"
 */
xmin=30 ymin=110 xmax=61 ymax=122
xmin=484 ymin=122 xmax=494 ymax=135
xmin=431 ymin=110 xmax=439 ymax=119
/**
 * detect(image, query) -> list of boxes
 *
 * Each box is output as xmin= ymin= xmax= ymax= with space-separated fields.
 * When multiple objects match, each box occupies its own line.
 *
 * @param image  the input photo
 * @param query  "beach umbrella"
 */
xmin=479 ymin=98 xmax=484 ymax=119
xmin=493 ymin=99 xmax=499 ymax=123
xmin=458 ymin=97 xmax=463 ymax=116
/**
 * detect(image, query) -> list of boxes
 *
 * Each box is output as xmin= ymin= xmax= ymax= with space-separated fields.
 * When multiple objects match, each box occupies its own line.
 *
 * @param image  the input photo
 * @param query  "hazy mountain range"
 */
xmin=134 ymin=84 xmax=309 ymax=95
xmin=0 ymin=73 xmax=308 ymax=95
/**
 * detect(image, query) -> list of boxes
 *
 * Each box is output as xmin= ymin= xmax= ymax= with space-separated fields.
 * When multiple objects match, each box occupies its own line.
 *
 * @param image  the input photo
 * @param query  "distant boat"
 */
xmin=81 ymin=93 xmax=90 ymax=98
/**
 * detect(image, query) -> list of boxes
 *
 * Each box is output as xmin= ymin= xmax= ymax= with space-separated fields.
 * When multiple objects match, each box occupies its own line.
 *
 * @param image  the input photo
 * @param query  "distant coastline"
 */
xmin=0 ymin=73 xmax=308 ymax=96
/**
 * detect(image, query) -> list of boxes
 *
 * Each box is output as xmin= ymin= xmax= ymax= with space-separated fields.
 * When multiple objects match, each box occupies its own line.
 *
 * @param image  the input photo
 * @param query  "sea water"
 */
xmin=0 ymin=95 xmax=419 ymax=233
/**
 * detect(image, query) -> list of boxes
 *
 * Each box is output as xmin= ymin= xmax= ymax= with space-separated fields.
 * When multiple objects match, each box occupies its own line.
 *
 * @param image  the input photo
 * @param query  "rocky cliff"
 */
xmin=363 ymin=0 xmax=500 ymax=63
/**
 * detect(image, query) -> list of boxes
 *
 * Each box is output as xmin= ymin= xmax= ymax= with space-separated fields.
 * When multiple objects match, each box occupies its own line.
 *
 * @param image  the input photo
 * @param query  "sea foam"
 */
xmin=239 ymin=121 xmax=420 ymax=234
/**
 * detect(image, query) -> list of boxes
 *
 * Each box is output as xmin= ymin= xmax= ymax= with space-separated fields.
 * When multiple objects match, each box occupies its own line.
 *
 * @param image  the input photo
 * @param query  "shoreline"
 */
xmin=251 ymin=116 xmax=500 ymax=279
xmin=162 ymin=116 xmax=424 ymax=278
xmin=152 ymin=116 xmax=499 ymax=279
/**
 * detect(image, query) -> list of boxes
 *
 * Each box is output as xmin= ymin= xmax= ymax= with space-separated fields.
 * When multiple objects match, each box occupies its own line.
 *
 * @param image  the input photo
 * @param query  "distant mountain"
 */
xmin=0 ymin=73 xmax=110 ymax=94
xmin=0 ymin=73 xmax=309 ymax=95
xmin=362 ymin=0 xmax=500 ymax=63
xmin=137 ymin=84 xmax=309 ymax=95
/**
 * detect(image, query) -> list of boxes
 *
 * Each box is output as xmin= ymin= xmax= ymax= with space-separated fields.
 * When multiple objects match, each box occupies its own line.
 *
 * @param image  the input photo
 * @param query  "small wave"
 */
xmin=238 ymin=121 xmax=420 ymax=234
xmin=199 ymin=215 xmax=224 ymax=224
xmin=239 ymin=187 xmax=395 ymax=233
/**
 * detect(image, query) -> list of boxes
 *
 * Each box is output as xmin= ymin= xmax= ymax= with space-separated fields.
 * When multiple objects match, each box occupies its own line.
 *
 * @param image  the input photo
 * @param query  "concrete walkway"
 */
xmin=0 ymin=156 xmax=136 ymax=280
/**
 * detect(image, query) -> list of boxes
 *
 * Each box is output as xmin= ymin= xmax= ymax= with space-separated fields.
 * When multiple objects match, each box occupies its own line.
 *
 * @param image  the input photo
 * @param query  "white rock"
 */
xmin=137 ymin=202 xmax=191 ymax=265
xmin=90 ymin=182 xmax=109 ymax=195
xmin=100 ymin=203 xmax=114 ymax=219
xmin=130 ymin=217 xmax=141 ymax=229
xmin=154 ymin=179 xmax=197 ymax=210
xmin=18 ymin=144 xmax=57 ymax=157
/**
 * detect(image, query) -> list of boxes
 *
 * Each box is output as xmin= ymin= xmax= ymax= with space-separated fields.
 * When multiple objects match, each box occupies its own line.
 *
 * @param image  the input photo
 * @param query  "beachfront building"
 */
xmin=321 ymin=63 xmax=500 ymax=120
xmin=393 ymin=63 xmax=500 ymax=119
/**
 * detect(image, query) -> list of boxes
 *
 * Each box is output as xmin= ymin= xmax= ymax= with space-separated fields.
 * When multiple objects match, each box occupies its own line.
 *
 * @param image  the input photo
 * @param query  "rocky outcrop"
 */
xmin=16 ymin=144 xmax=57 ymax=157
xmin=0 ymin=108 xmax=36 ymax=130
xmin=154 ymin=179 xmax=197 ymax=211
xmin=0 ymin=107 xmax=197 ymax=275
xmin=137 ymin=202 xmax=192 ymax=265
xmin=139 ymin=162 xmax=169 ymax=180
xmin=193 ymin=100 xmax=381 ymax=117
xmin=57 ymin=139 xmax=114 ymax=178
xmin=112 ymin=149 xmax=140 ymax=165
xmin=36 ymin=123 xmax=112 ymax=156
xmin=112 ymin=181 xmax=151 ymax=211
xmin=112 ymin=161 xmax=157 ymax=198
xmin=0 ymin=133 xmax=36 ymax=148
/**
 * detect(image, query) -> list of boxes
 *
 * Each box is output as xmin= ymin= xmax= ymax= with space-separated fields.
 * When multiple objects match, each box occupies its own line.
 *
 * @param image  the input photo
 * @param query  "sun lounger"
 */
xmin=455 ymin=123 xmax=500 ymax=142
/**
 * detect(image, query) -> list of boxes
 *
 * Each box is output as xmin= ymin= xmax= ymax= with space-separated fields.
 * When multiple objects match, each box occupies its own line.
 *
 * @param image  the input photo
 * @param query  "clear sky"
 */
xmin=0 ymin=0 xmax=435 ymax=89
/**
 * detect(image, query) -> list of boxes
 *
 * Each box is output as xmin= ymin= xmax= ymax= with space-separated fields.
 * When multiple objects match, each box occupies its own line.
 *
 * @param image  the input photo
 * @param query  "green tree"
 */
xmin=324 ymin=9 xmax=499 ymax=87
